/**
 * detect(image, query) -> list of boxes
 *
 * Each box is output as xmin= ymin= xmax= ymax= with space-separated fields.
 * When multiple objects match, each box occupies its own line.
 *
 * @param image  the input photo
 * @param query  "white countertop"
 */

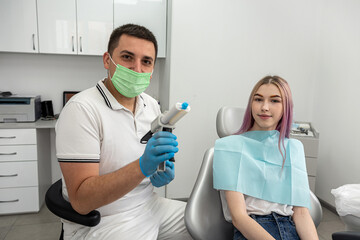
xmin=0 ymin=119 xmax=57 ymax=129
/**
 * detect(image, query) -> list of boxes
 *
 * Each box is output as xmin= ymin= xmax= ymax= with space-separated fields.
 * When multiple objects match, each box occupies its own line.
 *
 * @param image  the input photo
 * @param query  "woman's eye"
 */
xmin=254 ymin=98 xmax=262 ymax=102
xmin=271 ymin=99 xmax=281 ymax=103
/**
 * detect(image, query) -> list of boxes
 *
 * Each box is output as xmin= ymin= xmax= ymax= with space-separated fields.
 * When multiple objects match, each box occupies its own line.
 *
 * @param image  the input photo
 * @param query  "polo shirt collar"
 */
xmin=96 ymin=79 xmax=146 ymax=112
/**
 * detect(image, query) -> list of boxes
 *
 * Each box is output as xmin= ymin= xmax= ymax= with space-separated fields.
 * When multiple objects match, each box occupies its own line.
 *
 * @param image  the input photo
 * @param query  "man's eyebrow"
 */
xmin=143 ymin=56 xmax=154 ymax=62
xmin=119 ymin=50 xmax=154 ymax=62
xmin=120 ymin=50 xmax=134 ymax=56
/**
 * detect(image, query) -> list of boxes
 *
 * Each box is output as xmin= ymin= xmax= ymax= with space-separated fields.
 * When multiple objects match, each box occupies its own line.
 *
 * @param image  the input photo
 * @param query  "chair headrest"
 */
xmin=216 ymin=106 xmax=245 ymax=138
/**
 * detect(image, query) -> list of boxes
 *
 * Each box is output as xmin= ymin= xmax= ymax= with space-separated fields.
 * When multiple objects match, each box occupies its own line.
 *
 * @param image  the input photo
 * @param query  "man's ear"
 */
xmin=103 ymin=52 xmax=110 ymax=70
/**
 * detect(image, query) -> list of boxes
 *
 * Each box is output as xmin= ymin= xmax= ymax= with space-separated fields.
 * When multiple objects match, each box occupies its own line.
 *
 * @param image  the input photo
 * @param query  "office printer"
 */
xmin=0 ymin=95 xmax=41 ymax=122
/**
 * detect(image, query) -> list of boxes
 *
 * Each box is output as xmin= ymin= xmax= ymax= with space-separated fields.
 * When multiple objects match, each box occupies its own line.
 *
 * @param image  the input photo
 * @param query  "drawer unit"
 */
xmin=305 ymin=157 xmax=317 ymax=177
xmin=301 ymin=138 xmax=319 ymax=158
xmin=0 ymin=145 xmax=37 ymax=162
xmin=290 ymin=122 xmax=319 ymax=192
xmin=0 ymin=161 xmax=38 ymax=188
xmin=0 ymin=187 xmax=40 ymax=214
xmin=0 ymin=128 xmax=51 ymax=215
xmin=0 ymin=129 xmax=36 ymax=145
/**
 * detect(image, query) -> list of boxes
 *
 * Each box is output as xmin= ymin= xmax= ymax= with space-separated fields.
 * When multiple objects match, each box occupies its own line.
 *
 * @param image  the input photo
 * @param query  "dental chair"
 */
xmin=45 ymin=179 xmax=101 ymax=240
xmin=184 ymin=106 xmax=323 ymax=240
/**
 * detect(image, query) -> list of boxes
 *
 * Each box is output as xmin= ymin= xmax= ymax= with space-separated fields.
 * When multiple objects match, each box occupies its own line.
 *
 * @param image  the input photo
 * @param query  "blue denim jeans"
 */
xmin=233 ymin=212 xmax=300 ymax=240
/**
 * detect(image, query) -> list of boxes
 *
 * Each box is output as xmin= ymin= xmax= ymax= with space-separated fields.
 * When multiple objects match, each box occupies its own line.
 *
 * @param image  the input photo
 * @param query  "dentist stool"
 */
xmin=184 ymin=106 xmax=323 ymax=240
xmin=332 ymin=231 xmax=360 ymax=240
xmin=45 ymin=179 xmax=101 ymax=240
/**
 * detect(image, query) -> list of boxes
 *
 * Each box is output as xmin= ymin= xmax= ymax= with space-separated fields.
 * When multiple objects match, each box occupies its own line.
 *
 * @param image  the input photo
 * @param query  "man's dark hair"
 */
xmin=107 ymin=23 xmax=158 ymax=60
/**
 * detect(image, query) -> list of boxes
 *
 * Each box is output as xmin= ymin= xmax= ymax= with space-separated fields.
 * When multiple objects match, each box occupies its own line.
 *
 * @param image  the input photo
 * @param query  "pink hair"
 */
xmin=236 ymin=76 xmax=294 ymax=169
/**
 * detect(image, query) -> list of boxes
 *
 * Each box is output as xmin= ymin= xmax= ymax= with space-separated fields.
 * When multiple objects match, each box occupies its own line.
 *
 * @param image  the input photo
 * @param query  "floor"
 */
xmin=0 ymin=204 xmax=345 ymax=240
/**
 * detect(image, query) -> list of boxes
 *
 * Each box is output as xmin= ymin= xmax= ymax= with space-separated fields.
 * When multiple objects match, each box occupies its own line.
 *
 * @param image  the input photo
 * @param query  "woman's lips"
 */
xmin=258 ymin=114 xmax=271 ymax=120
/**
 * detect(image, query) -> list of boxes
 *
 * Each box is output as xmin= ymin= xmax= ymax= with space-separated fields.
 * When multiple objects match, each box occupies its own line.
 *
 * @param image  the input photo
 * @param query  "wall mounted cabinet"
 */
xmin=37 ymin=0 xmax=77 ymax=54
xmin=0 ymin=0 xmax=39 ymax=53
xmin=114 ymin=0 xmax=167 ymax=58
xmin=37 ymin=0 xmax=113 ymax=55
xmin=76 ymin=0 xmax=113 ymax=55
xmin=0 ymin=0 xmax=167 ymax=57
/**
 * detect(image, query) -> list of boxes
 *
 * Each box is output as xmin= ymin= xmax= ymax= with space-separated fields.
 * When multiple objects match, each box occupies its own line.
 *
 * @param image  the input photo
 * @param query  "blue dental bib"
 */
xmin=213 ymin=130 xmax=310 ymax=208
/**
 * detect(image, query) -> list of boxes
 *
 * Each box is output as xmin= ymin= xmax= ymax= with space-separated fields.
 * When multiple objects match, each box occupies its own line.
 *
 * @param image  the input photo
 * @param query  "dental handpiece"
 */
xmin=140 ymin=102 xmax=191 ymax=171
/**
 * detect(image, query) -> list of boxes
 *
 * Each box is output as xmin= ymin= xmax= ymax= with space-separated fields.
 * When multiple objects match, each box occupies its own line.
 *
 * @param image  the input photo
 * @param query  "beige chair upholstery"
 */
xmin=185 ymin=106 xmax=323 ymax=240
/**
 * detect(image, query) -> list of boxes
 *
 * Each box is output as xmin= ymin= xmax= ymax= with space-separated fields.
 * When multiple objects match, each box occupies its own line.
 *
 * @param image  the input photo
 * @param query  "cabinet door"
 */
xmin=77 ymin=0 xmax=113 ymax=56
xmin=114 ymin=0 xmax=167 ymax=58
xmin=0 ymin=0 xmax=38 ymax=53
xmin=37 ymin=0 xmax=77 ymax=54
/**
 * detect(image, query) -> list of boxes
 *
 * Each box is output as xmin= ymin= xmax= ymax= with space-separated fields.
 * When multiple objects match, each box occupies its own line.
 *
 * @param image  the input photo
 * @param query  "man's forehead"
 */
xmin=116 ymin=34 xmax=155 ymax=57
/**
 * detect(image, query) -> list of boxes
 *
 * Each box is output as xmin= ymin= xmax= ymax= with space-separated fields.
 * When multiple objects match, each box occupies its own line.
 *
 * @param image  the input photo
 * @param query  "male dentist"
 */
xmin=56 ymin=24 xmax=192 ymax=240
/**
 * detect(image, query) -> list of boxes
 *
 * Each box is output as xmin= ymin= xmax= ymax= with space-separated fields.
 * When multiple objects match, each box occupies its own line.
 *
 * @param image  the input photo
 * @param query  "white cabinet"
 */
xmin=77 ymin=0 xmax=113 ymax=55
xmin=290 ymin=122 xmax=319 ymax=192
xmin=0 ymin=0 xmax=38 ymax=53
xmin=37 ymin=0 xmax=77 ymax=54
xmin=1 ymin=0 xmax=167 ymax=57
xmin=0 ymin=128 xmax=51 ymax=215
xmin=114 ymin=0 xmax=167 ymax=58
xmin=37 ymin=0 xmax=113 ymax=55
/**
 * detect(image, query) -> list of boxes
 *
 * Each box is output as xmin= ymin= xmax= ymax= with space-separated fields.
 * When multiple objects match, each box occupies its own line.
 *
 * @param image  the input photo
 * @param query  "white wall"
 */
xmin=167 ymin=0 xmax=360 ymax=205
xmin=167 ymin=0 xmax=322 ymax=198
xmin=313 ymin=0 xmax=360 ymax=206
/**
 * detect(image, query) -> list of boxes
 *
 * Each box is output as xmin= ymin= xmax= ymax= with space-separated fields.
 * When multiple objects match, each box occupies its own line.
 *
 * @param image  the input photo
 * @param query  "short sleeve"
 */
xmin=56 ymin=101 xmax=100 ymax=162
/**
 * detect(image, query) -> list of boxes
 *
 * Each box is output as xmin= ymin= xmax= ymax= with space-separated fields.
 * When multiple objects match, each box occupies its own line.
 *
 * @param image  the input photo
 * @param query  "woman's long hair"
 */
xmin=236 ymin=76 xmax=293 ymax=169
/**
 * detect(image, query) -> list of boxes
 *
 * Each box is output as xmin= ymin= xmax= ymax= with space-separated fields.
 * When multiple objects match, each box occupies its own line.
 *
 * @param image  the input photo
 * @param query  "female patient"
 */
xmin=213 ymin=76 xmax=318 ymax=240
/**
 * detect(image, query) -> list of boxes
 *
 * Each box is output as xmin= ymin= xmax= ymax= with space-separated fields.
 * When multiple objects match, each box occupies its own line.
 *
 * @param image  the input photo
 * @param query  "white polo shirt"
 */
xmin=56 ymin=79 xmax=161 ymax=216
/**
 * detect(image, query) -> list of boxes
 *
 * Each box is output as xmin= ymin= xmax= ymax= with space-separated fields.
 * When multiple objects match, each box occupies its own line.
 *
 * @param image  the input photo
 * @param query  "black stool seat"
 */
xmin=45 ymin=179 xmax=101 ymax=227
xmin=332 ymin=231 xmax=360 ymax=240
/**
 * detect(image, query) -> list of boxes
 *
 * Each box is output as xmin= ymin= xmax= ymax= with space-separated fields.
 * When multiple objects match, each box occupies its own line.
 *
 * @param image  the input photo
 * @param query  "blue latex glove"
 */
xmin=139 ymin=131 xmax=178 ymax=177
xmin=150 ymin=161 xmax=175 ymax=187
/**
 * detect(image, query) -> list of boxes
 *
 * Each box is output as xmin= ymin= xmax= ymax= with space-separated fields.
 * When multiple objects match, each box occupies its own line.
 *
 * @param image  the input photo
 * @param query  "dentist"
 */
xmin=56 ymin=24 xmax=191 ymax=240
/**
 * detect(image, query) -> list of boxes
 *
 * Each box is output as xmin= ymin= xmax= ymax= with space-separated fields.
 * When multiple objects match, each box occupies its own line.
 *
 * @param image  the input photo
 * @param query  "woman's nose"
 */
xmin=261 ymin=101 xmax=269 ymax=111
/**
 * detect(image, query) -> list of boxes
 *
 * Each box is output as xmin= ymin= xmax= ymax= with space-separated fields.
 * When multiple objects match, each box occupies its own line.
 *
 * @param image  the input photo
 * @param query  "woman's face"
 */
xmin=250 ymin=83 xmax=284 ymax=131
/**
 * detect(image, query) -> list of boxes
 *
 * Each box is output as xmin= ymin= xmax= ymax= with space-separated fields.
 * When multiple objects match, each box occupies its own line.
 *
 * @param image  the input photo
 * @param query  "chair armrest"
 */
xmin=45 ymin=179 xmax=101 ymax=227
xmin=332 ymin=231 xmax=360 ymax=240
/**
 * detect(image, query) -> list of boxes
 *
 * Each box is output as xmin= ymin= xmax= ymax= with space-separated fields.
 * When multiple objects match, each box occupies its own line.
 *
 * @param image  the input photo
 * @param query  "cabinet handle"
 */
xmin=0 ymin=152 xmax=17 ymax=155
xmin=0 ymin=174 xmax=18 ymax=177
xmin=0 ymin=136 xmax=16 ymax=139
xmin=72 ymin=36 xmax=75 ymax=52
xmin=0 ymin=199 xmax=19 ymax=203
xmin=32 ymin=34 xmax=35 ymax=50
xmin=80 ymin=36 xmax=82 ymax=52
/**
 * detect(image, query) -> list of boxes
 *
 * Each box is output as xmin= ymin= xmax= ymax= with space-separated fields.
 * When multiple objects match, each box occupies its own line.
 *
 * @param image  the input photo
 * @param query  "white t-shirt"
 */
xmin=220 ymin=190 xmax=294 ymax=222
xmin=56 ymin=80 xmax=161 ymax=216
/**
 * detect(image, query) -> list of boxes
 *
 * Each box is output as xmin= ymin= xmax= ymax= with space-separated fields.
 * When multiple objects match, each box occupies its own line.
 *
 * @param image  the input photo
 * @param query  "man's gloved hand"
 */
xmin=139 ymin=131 xmax=178 ymax=177
xmin=150 ymin=161 xmax=175 ymax=187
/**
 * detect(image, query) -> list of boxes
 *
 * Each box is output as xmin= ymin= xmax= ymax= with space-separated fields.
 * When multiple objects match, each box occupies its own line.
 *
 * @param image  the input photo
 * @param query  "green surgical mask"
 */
xmin=108 ymin=55 xmax=151 ymax=98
